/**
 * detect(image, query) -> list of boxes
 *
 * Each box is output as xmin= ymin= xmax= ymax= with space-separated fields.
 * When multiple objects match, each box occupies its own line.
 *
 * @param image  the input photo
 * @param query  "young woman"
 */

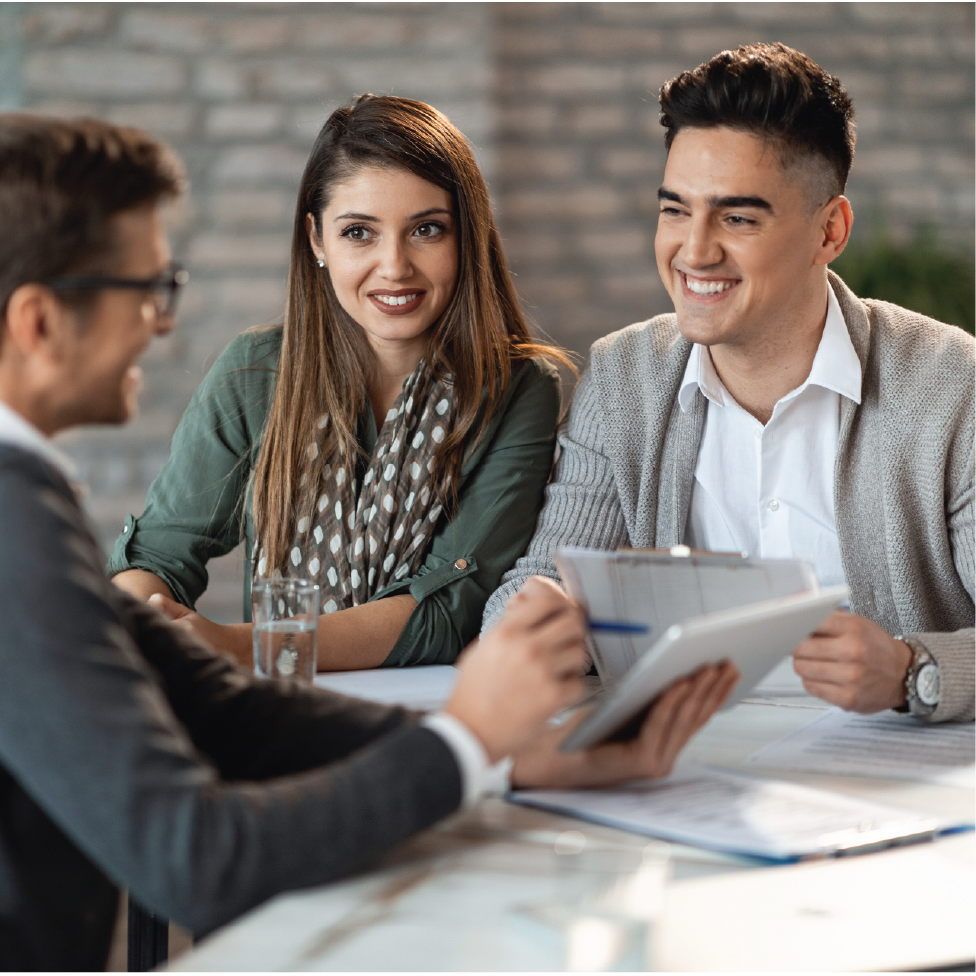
xmin=109 ymin=95 xmax=571 ymax=671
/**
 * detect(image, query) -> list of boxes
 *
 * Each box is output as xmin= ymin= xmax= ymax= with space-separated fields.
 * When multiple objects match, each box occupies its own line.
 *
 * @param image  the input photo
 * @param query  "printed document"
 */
xmin=747 ymin=708 xmax=976 ymax=786
xmin=315 ymin=665 xmax=458 ymax=710
xmin=555 ymin=548 xmax=818 ymax=684
xmin=511 ymin=766 xmax=956 ymax=861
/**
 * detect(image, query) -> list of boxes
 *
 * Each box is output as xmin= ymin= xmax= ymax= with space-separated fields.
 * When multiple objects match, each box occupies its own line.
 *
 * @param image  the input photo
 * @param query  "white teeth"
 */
xmin=376 ymin=293 xmax=419 ymax=306
xmin=685 ymin=276 xmax=735 ymax=295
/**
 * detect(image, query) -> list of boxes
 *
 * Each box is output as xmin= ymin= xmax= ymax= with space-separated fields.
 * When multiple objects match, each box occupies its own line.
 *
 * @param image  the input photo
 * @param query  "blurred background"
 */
xmin=0 ymin=2 xmax=972 ymax=622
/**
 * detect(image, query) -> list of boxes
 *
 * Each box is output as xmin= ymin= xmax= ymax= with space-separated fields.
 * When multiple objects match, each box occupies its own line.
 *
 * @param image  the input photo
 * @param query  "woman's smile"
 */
xmin=368 ymin=288 xmax=427 ymax=315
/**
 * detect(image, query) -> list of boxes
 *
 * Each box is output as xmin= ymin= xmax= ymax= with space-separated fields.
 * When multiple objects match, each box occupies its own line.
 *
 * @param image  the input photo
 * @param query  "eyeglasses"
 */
xmin=42 ymin=262 xmax=189 ymax=318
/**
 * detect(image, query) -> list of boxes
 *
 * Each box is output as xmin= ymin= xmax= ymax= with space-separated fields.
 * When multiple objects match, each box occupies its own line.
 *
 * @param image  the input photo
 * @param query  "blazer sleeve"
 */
xmin=106 ymin=329 xmax=279 ymax=608
xmin=0 ymin=454 xmax=461 ymax=938
xmin=376 ymin=358 xmax=563 ymax=666
xmin=481 ymin=368 xmax=629 ymax=632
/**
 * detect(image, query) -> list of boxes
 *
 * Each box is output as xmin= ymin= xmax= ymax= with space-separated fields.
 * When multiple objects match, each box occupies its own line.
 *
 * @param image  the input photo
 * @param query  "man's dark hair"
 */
xmin=0 ymin=115 xmax=184 ymax=317
xmin=659 ymin=42 xmax=855 ymax=202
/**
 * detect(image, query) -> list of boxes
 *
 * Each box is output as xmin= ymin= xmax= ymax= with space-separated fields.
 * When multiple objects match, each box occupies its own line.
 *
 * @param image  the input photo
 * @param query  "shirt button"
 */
xmin=454 ymin=559 xmax=468 ymax=571
xmin=122 ymin=525 xmax=128 ymax=533
xmin=766 ymin=499 xmax=780 ymax=512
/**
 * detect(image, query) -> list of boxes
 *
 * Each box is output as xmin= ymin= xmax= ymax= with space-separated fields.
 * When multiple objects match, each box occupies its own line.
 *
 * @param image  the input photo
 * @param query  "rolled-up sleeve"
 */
xmin=376 ymin=358 xmax=562 ymax=666
xmin=107 ymin=329 xmax=280 ymax=609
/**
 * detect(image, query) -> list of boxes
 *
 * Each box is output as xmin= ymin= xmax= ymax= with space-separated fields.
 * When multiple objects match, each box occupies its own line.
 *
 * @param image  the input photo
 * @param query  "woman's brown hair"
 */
xmin=253 ymin=94 xmax=572 ymax=575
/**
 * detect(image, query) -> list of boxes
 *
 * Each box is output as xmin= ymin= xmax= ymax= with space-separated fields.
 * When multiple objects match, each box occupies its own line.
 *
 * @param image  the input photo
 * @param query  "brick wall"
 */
xmin=493 ymin=2 xmax=975 ymax=356
xmin=4 ymin=2 xmax=973 ymax=621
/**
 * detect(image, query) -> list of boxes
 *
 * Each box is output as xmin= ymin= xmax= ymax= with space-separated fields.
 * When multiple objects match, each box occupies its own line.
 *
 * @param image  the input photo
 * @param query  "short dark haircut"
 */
xmin=0 ymin=115 xmax=184 ymax=316
xmin=659 ymin=42 xmax=855 ymax=202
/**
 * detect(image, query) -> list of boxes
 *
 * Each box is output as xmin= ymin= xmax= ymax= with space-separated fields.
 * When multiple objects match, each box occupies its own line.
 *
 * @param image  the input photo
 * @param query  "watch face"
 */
xmin=917 ymin=662 xmax=941 ymax=707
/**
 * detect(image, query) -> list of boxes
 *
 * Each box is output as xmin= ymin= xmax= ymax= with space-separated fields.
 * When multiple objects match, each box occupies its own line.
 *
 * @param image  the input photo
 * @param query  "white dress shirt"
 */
xmin=0 ymin=398 xmax=506 ymax=806
xmin=680 ymin=287 xmax=862 ymax=588
xmin=0 ymin=398 xmax=78 ymax=483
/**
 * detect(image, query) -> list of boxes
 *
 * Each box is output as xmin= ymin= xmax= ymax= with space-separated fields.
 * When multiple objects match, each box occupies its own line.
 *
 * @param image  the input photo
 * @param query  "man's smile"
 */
xmin=678 ymin=270 xmax=741 ymax=301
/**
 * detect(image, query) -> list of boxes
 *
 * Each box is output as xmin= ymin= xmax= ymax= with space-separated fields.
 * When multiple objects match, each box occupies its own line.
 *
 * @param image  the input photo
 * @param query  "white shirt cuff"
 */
xmin=420 ymin=712 xmax=513 ymax=808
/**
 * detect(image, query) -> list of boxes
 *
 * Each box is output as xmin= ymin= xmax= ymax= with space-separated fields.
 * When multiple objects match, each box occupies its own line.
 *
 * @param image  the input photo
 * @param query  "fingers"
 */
xmin=504 ymin=576 xmax=580 ymax=630
xmin=634 ymin=663 xmax=739 ymax=778
xmin=148 ymin=592 xmax=189 ymax=620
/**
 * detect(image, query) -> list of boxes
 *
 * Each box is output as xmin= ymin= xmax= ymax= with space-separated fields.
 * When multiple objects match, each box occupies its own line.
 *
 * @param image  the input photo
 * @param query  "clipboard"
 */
xmin=560 ymin=586 xmax=849 ymax=752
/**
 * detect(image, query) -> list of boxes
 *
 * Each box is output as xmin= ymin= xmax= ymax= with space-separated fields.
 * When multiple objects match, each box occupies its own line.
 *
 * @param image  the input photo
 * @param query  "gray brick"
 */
xmin=848 ymin=2 xmax=970 ymax=26
xmin=296 ymin=13 xmax=418 ymax=51
xmin=206 ymin=104 xmax=283 ymax=140
xmin=107 ymin=103 xmax=196 ymax=139
xmin=24 ymin=49 xmax=185 ymax=97
xmin=600 ymin=272 xmax=668 ymax=306
xmin=22 ymin=4 xmax=113 ymax=43
xmin=119 ymin=9 xmax=210 ymax=52
xmin=898 ymin=71 xmax=970 ymax=102
xmin=598 ymin=148 xmax=661 ymax=179
xmin=496 ymin=25 xmax=566 ymax=57
xmin=502 ymin=186 xmax=624 ymax=221
xmin=568 ymin=105 xmax=628 ymax=136
xmin=529 ymin=64 xmax=627 ymax=98
xmin=252 ymin=59 xmax=338 ymax=99
xmin=495 ymin=147 xmax=583 ymax=181
xmin=195 ymin=59 xmax=249 ymax=100
xmin=189 ymin=233 xmax=292 ymax=270
xmin=208 ymin=190 xmax=296 ymax=228
xmin=213 ymin=277 xmax=287 ymax=316
xmin=495 ymin=104 xmax=561 ymax=136
xmin=219 ymin=16 xmax=293 ymax=52
xmin=576 ymin=228 xmax=650 ymax=263
xmin=570 ymin=26 xmax=665 ymax=56
xmin=213 ymin=146 xmax=308 ymax=185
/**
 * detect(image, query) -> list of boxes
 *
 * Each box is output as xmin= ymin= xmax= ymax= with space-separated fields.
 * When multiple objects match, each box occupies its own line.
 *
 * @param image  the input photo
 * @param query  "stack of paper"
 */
xmin=747 ymin=708 xmax=976 ymax=787
xmin=511 ymin=765 xmax=967 ymax=862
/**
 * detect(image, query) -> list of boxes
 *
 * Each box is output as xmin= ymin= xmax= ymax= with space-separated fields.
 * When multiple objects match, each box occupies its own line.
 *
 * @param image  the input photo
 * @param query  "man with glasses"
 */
xmin=0 ymin=115 xmax=736 ymax=970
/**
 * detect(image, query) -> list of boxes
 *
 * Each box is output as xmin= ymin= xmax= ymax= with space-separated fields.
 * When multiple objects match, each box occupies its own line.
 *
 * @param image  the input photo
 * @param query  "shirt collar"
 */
xmin=677 ymin=284 xmax=863 ymax=413
xmin=0 ymin=398 xmax=80 ymax=483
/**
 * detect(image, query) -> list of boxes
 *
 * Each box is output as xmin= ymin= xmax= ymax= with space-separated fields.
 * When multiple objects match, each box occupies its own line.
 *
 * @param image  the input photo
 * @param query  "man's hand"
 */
xmin=792 ymin=610 xmax=911 ymax=713
xmin=443 ymin=576 xmax=588 ymax=763
xmin=148 ymin=593 xmax=252 ymax=666
xmin=511 ymin=662 xmax=739 ymax=789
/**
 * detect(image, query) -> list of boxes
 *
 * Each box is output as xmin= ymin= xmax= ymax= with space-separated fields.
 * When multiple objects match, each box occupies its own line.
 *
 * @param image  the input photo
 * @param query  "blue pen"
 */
xmin=588 ymin=620 xmax=650 ymax=635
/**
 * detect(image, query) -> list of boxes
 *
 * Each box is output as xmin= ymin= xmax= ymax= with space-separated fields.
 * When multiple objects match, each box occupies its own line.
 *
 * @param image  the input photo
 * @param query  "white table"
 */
xmin=172 ymin=687 xmax=975 ymax=972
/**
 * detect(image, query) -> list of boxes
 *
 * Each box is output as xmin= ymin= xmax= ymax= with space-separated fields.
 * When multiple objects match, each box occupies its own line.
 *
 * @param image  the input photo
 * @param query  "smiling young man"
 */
xmin=0 ymin=115 xmax=738 ymax=970
xmin=485 ymin=43 xmax=974 ymax=723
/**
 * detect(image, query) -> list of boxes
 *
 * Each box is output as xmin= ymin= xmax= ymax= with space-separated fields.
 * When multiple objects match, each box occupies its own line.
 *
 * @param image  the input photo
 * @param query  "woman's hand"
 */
xmin=147 ymin=593 xmax=253 ymax=667
xmin=443 ymin=576 xmax=588 ymax=763
xmin=511 ymin=661 xmax=740 ymax=789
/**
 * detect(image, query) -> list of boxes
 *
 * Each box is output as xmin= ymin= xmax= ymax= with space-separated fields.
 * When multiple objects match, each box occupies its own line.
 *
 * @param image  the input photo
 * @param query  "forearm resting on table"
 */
xmin=317 ymin=594 xmax=417 ymax=670
xmin=189 ymin=593 xmax=418 ymax=671
xmin=112 ymin=568 xmax=175 ymax=602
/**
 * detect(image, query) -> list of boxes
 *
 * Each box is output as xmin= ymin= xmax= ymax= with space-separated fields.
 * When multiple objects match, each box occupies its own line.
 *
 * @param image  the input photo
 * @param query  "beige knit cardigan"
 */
xmin=484 ymin=272 xmax=975 ymax=722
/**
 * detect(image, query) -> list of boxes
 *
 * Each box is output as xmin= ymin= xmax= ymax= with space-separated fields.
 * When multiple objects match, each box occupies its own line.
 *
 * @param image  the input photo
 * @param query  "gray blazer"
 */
xmin=0 ymin=445 xmax=461 ymax=971
xmin=485 ymin=272 xmax=974 ymax=722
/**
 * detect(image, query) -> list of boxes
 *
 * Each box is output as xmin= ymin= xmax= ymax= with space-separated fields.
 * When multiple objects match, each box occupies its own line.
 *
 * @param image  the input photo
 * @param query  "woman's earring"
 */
xmin=316 ymin=259 xmax=325 ymax=268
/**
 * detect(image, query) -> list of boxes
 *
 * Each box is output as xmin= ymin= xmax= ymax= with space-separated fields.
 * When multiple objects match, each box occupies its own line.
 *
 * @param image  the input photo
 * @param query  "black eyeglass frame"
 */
xmin=42 ymin=262 xmax=189 ymax=318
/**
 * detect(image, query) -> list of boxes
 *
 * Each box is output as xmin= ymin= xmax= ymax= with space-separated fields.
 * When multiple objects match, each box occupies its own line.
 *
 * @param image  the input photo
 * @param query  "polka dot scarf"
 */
xmin=263 ymin=360 xmax=454 ymax=615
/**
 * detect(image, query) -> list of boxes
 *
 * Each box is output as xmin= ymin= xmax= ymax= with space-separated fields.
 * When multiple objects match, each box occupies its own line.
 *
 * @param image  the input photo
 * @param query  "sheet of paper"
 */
xmin=511 ymin=766 xmax=955 ymax=862
xmin=746 ymin=708 xmax=976 ymax=786
xmin=555 ymin=548 xmax=818 ymax=685
xmin=315 ymin=665 xmax=458 ymax=710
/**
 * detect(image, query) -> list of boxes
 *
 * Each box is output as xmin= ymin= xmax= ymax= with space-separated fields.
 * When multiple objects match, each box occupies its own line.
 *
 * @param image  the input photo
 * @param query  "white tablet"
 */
xmin=560 ymin=585 xmax=849 ymax=752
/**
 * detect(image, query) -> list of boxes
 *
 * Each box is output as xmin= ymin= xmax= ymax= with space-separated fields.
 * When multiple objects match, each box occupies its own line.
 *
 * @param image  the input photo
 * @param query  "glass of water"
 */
xmin=251 ymin=578 xmax=319 ymax=682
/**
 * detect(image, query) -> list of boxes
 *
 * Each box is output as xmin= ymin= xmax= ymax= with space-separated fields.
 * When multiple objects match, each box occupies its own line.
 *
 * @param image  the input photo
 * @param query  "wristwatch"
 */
xmin=893 ymin=636 xmax=941 ymax=718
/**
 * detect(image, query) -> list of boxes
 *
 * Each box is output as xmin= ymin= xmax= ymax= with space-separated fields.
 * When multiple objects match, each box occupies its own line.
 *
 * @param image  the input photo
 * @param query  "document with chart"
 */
xmin=511 ymin=766 xmax=969 ymax=863
xmin=554 ymin=547 xmax=820 ymax=687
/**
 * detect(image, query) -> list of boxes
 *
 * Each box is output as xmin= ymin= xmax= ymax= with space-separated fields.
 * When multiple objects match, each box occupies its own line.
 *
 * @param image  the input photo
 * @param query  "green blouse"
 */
xmin=107 ymin=326 xmax=561 ymax=667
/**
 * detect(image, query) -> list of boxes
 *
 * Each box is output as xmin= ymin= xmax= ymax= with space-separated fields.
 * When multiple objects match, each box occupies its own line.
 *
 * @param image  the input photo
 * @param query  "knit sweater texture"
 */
xmin=484 ymin=272 xmax=974 ymax=722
